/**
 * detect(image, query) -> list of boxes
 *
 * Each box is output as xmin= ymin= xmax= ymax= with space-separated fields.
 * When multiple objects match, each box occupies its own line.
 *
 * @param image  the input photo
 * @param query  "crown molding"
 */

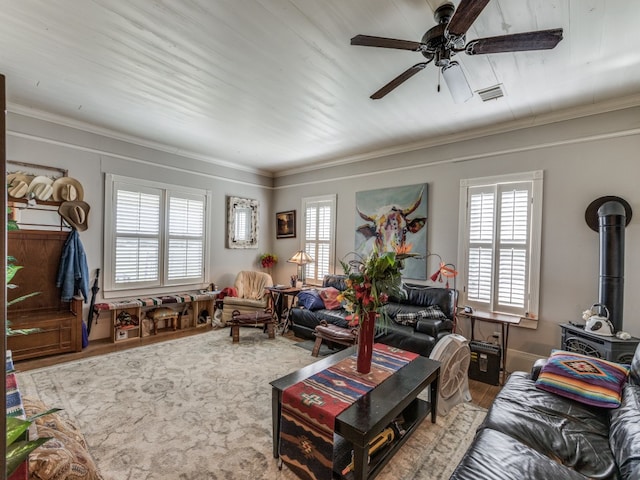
xmin=7 ymin=103 xmax=273 ymax=178
xmin=275 ymin=93 xmax=640 ymax=178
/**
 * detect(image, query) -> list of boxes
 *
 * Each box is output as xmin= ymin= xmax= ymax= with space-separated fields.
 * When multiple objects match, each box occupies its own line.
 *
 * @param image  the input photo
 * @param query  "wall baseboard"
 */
xmin=507 ymin=349 xmax=547 ymax=374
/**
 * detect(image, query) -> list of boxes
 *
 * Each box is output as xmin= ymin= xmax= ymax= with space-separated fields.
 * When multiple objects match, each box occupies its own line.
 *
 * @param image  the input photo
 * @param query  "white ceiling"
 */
xmin=1 ymin=0 xmax=639 ymax=175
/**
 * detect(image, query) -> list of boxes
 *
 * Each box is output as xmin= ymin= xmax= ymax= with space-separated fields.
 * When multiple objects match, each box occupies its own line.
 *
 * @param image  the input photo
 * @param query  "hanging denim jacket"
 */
xmin=56 ymin=229 xmax=89 ymax=302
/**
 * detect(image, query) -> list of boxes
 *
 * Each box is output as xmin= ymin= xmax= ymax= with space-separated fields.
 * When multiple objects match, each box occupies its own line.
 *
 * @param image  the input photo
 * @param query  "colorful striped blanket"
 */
xmin=279 ymin=343 xmax=418 ymax=480
xmin=94 ymin=292 xmax=214 ymax=311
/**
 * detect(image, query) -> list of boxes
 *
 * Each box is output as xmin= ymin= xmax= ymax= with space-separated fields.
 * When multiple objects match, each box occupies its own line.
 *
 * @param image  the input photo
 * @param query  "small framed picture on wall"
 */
xmin=276 ymin=210 xmax=296 ymax=239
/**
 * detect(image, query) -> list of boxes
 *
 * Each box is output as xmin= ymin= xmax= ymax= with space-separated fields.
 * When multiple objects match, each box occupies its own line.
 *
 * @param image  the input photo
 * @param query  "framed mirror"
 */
xmin=227 ymin=196 xmax=259 ymax=249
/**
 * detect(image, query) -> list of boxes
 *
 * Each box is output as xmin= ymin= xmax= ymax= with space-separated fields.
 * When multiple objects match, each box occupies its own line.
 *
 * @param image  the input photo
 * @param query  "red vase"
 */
xmin=357 ymin=311 xmax=376 ymax=374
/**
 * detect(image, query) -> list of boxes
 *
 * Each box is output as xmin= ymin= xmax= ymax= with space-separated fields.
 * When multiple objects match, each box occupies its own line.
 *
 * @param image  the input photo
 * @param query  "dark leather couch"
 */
xmin=450 ymin=344 xmax=640 ymax=480
xmin=289 ymin=274 xmax=456 ymax=357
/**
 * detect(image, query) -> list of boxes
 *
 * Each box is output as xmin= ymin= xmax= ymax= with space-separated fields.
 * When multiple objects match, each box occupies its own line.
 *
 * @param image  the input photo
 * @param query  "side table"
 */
xmin=266 ymin=287 xmax=301 ymax=334
xmin=458 ymin=309 xmax=520 ymax=385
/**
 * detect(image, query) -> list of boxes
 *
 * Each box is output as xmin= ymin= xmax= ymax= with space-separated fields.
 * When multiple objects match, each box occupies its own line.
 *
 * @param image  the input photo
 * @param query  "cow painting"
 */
xmin=355 ymin=184 xmax=428 ymax=279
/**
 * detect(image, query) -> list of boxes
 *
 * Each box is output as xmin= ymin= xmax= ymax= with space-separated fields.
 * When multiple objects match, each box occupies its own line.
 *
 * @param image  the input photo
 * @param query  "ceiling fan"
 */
xmin=351 ymin=0 xmax=563 ymax=102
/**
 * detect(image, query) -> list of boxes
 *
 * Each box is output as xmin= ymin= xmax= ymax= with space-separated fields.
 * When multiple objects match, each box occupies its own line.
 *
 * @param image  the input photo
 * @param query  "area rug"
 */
xmin=17 ymin=329 xmax=486 ymax=480
xmin=293 ymin=339 xmax=340 ymax=357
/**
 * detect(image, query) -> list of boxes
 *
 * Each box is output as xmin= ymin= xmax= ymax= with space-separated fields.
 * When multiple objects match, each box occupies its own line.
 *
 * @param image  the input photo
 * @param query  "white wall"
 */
xmin=7 ymin=113 xmax=273 ymax=341
xmin=273 ymin=106 xmax=640 ymax=371
xmin=8 ymin=107 xmax=640 ymax=367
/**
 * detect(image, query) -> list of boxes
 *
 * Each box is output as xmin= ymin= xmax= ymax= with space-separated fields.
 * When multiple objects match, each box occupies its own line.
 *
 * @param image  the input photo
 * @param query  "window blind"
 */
xmin=115 ymin=189 xmax=160 ymax=284
xmin=107 ymin=175 xmax=208 ymax=292
xmin=302 ymin=195 xmax=336 ymax=284
xmin=167 ymin=196 xmax=204 ymax=281
xmin=460 ymin=174 xmax=540 ymax=319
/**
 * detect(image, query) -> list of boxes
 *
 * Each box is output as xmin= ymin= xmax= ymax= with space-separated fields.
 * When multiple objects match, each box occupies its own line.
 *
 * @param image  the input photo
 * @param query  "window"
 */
xmin=457 ymin=171 xmax=542 ymax=319
xmin=104 ymin=174 xmax=208 ymax=294
xmin=302 ymin=195 xmax=336 ymax=285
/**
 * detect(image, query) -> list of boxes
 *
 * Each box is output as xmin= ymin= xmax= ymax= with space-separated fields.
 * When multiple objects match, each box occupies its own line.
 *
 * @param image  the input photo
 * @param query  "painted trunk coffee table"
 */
xmin=270 ymin=346 xmax=440 ymax=480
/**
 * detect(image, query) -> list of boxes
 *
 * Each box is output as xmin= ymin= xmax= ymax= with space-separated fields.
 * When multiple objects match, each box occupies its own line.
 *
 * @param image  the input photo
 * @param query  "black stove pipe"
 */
xmin=598 ymin=201 xmax=626 ymax=332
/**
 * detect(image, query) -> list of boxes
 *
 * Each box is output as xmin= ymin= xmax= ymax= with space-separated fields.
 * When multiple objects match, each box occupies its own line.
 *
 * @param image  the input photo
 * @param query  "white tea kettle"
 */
xmin=585 ymin=303 xmax=615 ymax=336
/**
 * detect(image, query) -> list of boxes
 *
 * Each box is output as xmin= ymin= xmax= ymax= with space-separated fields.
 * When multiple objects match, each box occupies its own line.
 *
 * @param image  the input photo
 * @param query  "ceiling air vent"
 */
xmin=476 ymin=84 xmax=505 ymax=102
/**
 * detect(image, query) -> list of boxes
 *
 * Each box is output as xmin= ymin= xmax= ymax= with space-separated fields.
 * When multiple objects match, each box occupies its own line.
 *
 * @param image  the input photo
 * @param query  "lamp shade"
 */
xmin=287 ymin=250 xmax=314 ymax=265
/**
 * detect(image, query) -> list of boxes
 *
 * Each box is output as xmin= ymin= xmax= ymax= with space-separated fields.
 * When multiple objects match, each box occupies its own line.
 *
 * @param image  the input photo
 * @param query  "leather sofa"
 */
xmin=288 ymin=274 xmax=456 ymax=357
xmin=450 ymin=344 xmax=640 ymax=480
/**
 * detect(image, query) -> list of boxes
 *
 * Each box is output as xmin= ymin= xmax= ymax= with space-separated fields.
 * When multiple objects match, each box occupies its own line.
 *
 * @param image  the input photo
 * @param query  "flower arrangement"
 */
xmin=260 ymin=253 xmax=278 ymax=269
xmin=339 ymin=245 xmax=419 ymax=326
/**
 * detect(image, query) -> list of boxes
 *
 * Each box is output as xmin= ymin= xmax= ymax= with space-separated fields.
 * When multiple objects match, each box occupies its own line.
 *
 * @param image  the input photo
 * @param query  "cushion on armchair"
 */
xmin=221 ymin=271 xmax=273 ymax=324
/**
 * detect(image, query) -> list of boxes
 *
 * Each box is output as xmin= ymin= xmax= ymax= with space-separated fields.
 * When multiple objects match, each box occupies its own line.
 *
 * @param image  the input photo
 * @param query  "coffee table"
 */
xmin=270 ymin=347 xmax=440 ymax=480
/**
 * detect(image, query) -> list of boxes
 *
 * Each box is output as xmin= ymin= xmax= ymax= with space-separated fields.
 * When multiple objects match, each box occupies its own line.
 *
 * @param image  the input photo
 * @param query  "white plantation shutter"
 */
xmin=167 ymin=195 xmax=205 ymax=283
xmin=106 ymin=175 xmax=208 ymax=293
xmin=302 ymin=195 xmax=336 ymax=284
xmin=115 ymin=188 xmax=161 ymax=284
xmin=458 ymin=172 xmax=542 ymax=319
xmin=497 ymin=187 xmax=530 ymax=309
xmin=467 ymin=188 xmax=494 ymax=304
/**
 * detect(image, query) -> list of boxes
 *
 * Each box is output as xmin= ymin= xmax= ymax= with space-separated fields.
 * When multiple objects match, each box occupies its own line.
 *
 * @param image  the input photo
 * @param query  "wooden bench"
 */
xmin=312 ymin=321 xmax=359 ymax=357
xmin=228 ymin=310 xmax=275 ymax=343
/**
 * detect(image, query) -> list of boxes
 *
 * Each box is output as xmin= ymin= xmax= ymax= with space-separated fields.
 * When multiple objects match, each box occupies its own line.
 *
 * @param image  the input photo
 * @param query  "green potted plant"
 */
xmin=6 ymin=206 xmax=47 ymax=478
xmin=6 ymin=208 xmax=40 ymax=335
xmin=339 ymin=245 xmax=419 ymax=373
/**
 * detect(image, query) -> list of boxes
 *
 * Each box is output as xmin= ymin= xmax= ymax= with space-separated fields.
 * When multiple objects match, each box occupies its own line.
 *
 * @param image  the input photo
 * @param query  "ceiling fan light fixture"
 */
xmin=442 ymin=61 xmax=473 ymax=103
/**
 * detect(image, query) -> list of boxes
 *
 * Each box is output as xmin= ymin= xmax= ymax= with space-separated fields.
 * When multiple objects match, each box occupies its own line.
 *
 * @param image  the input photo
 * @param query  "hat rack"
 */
xmin=7 ymin=160 xmax=73 ymax=231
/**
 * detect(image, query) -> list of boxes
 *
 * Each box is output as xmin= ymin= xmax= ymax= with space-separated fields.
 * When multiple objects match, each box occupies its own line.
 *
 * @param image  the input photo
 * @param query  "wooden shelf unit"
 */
xmin=97 ymin=295 xmax=217 ymax=344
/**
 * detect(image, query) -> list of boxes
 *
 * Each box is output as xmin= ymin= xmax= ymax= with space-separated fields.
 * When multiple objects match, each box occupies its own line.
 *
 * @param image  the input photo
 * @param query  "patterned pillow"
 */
xmin=394 ymin=312 xmax=419 ymax=326
xmin=535 ymin=350 xmax=630 ymax=408
xmin=319 ymin=287 xmax=342 ymax=310
xmin=23 ymin=397 xmax=103 ymax=480
xmin=394 ymin=306 xmax=448 ymax=326
xmin=417 ymin=305 xmax=448 ymax=320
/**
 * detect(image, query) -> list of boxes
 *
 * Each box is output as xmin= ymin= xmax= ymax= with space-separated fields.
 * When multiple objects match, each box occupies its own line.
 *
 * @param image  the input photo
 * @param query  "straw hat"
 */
xmin=58 ymin=201 xmax=90 ymax=231
xmin=52 ymin=177 xmax=84 ymax=202
xmin=7 ymin=173 xmax=33 ymax=199
xmin=28 ymin=175 xmax=54 ymax=201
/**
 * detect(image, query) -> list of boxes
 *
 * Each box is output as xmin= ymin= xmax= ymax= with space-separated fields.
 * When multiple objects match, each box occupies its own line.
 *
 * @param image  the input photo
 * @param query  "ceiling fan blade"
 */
xmin=441 ymin=61 xmax=473 ymax=103
xmin=351 ymin=34 xmax=424 ymax=51
xmin=447 ymin=0 xmax=490 ymax=38
xmin=465 ymin=28 xmax=563 ymax=55
xmin=370 ymin=62 xmax=431 ymax=99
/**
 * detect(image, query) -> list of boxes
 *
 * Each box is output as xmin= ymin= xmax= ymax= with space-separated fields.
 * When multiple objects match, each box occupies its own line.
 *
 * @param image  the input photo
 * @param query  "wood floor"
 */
xmin=14 ymin=326 xmax=501 ymax=409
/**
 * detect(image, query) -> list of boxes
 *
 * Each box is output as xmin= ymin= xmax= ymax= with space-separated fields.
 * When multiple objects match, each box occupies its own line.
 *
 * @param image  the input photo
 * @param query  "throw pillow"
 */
xmin=394 ymin=306 xmax=448 ymax=326
xmin=297 ymin=290 xmax=325 ymax=311
xmin=535 ymin=350 xmax=630 ymax=408
xmin=394 ymin=312 xmax=419 ymax=326
xmin=319 ymin=287 xmax=342 ymax=310
xmin=417 ymin=305 xmax=448 ymax=320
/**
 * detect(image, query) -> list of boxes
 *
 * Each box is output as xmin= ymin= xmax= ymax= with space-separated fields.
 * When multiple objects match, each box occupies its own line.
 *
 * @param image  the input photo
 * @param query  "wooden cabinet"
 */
xmin=7 ymin=230 xmax=85 ymax=361
xmin=8 ymin=298 xmax=83 ymax=361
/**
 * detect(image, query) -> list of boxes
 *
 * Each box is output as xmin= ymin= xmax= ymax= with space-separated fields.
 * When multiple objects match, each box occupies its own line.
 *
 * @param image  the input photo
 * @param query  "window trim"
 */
xmin=457 ymin=170 xmax=543 ymax=320
xmin=301 ymin=194 xmax=337 ymax=285
xmin=103 ymin=174 xmax=211 ymax=298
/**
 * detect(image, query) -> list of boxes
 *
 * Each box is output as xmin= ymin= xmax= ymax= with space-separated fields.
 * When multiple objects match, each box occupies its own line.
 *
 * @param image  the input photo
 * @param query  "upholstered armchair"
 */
xmin=221 ymin=270 xmax=273 ymax=325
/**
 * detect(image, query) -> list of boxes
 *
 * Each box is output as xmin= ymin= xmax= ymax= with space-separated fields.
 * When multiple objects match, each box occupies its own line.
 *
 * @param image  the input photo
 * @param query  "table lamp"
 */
xmin=287 ymin=250 xmax=313 ymax=285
